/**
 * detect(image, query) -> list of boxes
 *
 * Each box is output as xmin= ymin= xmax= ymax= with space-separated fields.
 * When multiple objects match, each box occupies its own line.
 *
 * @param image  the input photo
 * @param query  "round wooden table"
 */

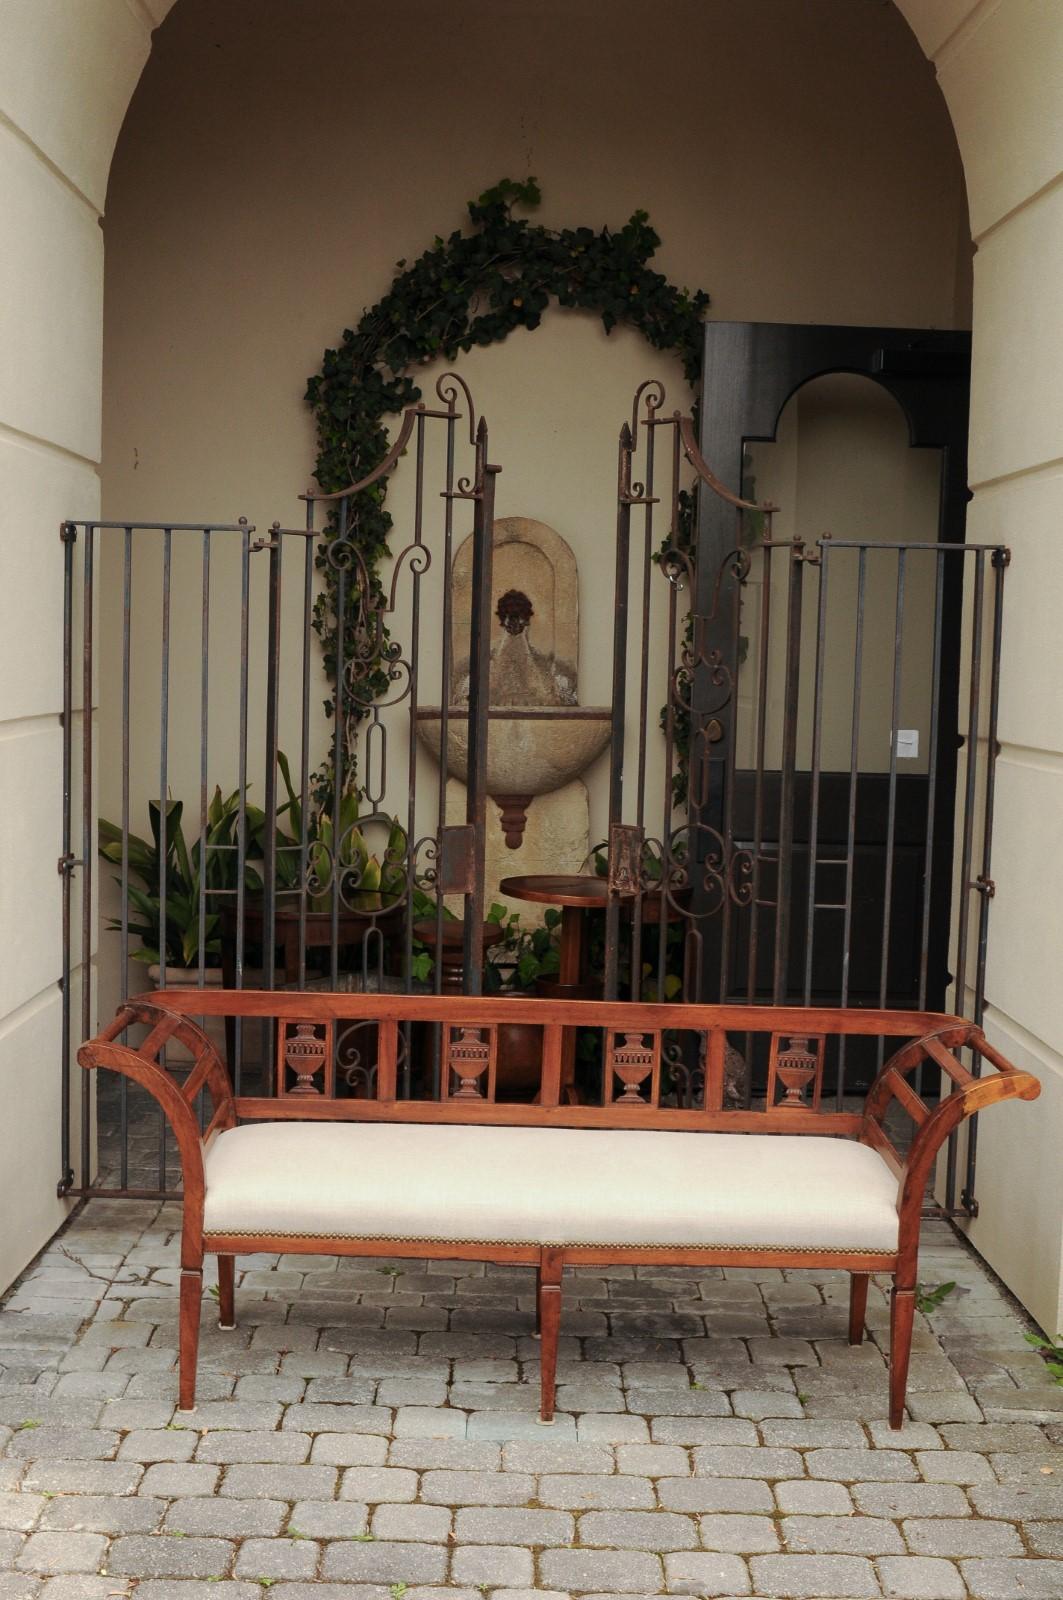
xmin=499 ymin=875 xmax=673 ymax=1097
xmin=498 ymin=873 xmax=671 ymax=990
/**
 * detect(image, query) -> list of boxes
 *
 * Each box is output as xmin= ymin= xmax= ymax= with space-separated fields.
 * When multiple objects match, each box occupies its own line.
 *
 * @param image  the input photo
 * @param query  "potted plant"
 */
xmin=273 ymin=752 xmax=408 ymax=916
xmin=98 ymin=788 xmax=254 ymax=1057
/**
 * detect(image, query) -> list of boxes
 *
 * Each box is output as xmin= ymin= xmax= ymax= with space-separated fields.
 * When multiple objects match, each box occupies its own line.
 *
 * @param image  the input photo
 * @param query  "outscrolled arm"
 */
xmin=862 ymin=1022 xmax=1040 ymax=1272
xmin=78 ymin=1001 xmax=236 ymax=1260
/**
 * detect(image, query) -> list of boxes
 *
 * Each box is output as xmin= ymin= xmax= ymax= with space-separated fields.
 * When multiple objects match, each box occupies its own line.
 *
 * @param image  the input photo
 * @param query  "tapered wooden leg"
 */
xmin=848 ymin=1272 xmax=870 ymax=1346
xmin=889 ymin=1281 xmax=916 ymax=1429
xmin=534 ymin=1266 xmax=542 ymax=1336
xmin=538 ymin=1249 xmax=563 ymax=1423
xmin=178 ymin=1268 xmax=202 ymax=1413
xmin=217 ymin=1255 xmax=236 ymax=1330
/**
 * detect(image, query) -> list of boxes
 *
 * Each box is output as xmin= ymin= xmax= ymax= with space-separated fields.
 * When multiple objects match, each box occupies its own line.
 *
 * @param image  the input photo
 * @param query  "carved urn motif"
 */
xmin=774 ymin=1035 xmax=818 ymax=1107
xmin=285 ymin=1023 xmax=327 ymax=1096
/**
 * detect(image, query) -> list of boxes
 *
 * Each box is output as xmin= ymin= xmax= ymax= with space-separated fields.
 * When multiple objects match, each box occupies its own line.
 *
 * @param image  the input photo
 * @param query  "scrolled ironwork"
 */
xmin=336 ymin=1019 xmax=379 ymax=1097
xmin=662 ymin=1032 xmax=705 ymax=1110
xmin=343 ymin=641 xmax=413 ymax=711
xmin=435 ymin=371 xmax=478 ymax=443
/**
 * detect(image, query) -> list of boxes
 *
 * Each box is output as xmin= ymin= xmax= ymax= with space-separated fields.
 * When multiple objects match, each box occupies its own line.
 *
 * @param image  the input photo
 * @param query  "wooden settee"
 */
xmin=78 ymin=990 xmax=1039 ymax=1429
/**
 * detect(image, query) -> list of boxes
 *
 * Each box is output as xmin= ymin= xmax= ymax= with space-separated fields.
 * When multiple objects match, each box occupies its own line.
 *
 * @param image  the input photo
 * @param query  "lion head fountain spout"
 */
xmin=415 ymin=518 xmax=611 ymax=848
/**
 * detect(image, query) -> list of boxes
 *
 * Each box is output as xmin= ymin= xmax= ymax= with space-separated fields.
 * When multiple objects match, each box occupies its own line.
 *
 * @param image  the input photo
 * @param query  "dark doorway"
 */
xmin=690 ymin=323 xmax=980 ymax=1088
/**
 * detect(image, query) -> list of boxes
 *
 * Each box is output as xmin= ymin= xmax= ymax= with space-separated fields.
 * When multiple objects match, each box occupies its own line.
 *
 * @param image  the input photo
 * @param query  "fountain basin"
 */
xmin=415 ymin=706 xmax=611 ymax=799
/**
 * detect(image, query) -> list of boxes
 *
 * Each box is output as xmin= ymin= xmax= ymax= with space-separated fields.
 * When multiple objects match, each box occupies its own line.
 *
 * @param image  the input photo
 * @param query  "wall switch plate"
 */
xmin=895 ymin=728 xmax=919 ymax=760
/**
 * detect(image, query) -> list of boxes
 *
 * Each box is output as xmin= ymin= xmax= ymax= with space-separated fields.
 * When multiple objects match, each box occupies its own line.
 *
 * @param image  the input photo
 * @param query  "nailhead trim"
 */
xmin=203 ymin=1230 xmax=890 ymax=1254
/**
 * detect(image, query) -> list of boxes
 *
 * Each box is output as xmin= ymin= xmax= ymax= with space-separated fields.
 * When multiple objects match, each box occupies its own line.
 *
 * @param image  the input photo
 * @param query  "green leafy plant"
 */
xmin=98 ymin=791 xmax=255 ymax=969
xmin=484 ymin=902 xmax=562 ymax=992
xmin=273 ymin=750 xmax=407 ymax=914
xmin=305 ymin=178 xmax=709 ymax=766
xmin=915 ymin=1281 xmax=957 ymax=1315
xmin=100 ymin=753 xmax=409 ymax=971
xmin=1025 ymin=1330 xmax=1063 ymax=1385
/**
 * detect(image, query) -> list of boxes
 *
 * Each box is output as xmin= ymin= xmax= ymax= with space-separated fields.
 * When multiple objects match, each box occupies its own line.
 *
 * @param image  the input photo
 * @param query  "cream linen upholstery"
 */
xmin=202 ymin=1124 xmax=900 ymax=1253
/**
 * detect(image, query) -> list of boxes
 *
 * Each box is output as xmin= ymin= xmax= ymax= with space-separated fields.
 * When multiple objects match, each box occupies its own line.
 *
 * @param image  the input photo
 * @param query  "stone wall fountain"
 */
xmin=415 ymin=517 xmax=611 ymax=913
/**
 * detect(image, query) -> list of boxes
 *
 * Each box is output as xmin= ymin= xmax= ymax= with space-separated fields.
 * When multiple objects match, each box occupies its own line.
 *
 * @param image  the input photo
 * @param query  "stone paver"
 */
xmin=0 ymin=1202 xmax=1059 ymax=1600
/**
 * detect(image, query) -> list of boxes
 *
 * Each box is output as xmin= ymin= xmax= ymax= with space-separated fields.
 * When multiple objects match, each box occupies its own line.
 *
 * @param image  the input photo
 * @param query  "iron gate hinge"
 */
xmin=959 ymin=1189 xmax=981 ymax=1217
xmin=607 ymin=823 xmax=644 ymax=895
xmin=57 ymin=853 xmax=76 ymax=876
xmin=56 ymin=1170 xmax=75 ymax=1199
xmin=437 ymin=825 xmax=476 ymax=896
xmin=992 ymin=547 xmax=1012 ymax=569
xmin=975 ymin=874 xmax=996 ymax=898
xmin=59 ymin=521 xmax=77 ymax=544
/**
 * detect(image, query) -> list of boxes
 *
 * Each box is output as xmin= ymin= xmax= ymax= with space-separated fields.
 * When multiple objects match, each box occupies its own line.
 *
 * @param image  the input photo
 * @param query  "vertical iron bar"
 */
xmin=263 ymin=531 xmax=283 ymax=997
xmin=916 ymin=548 xmax=946 ymax=1100
xmin=803 ymin=542 xmax=829 ymax=1006
xmin=772 ymin=543 xmax=804 ymax=1005
xmin=330 ymin=500 xmax=347 ymax=992
xmin=746 ymin=543 xmax=773 ymax=1006
xmin=299 ymin=505 xmax=314 ymax=989
xmin=262 ymin=527 xmax=283 ymax=1085
xmin=631 ymin=413 xmax=657 ymax=995
xmin=405 ymin=412 xmax=426 ymax=995
xmin=156 ymin=527 xmax=171 ymax=1192
xmin=658 ymin=533 xmax=679 ymax=1006
xmin=462 ymin=423 xmax=497 ymax=993
xmin=837 ymin=548 xmax=867 ymax=1108
xmin=81 ymin=526 xmax=95 ymax=1190
xmin=953 ymin=548 xmax=985 ymax=1024
xmin=946 ymin=548 xmax=985 ymax=1211
xmin=876 ymin=548 xmax=907 ymax=1068
xmin=742 ymin=540 xmax=774 ymax=1104
xmin=963 ymin=548 xmax=1006 ymax=1209
xmin=233 ymin=520 xmax=251 ymax=1090
xmin=718 ymin=550 xmax=744 ymax=1005
xmin=120 ymin=529 xmax=133 ymax=1183
xmin=435 ymin=410 xmax=457 ymax=1005
xmin=604 ymin=425 xmax=634 ymax=1001
xmin=197 ymin=531 xmax=210 ymax=1005
xmin=80 ymin=531 xmax=95 ymax=1196
xmin=59 ymin=525 xmax=75 ymax=1194
xmin=431 ymin=406 xmax=458 ymax=1099
xmin=194 ymin=529 xmax=209 ymax=1133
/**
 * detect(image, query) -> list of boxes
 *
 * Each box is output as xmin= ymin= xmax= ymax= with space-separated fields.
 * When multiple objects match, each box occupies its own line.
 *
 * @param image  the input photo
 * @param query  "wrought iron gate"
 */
xmin=60 ymin=372 xmax=1004 ymax=1217
xmin=59 ymin=376 xmax=497 ymax=1196
xmin=602 ymin=381 xmax=1007 ymax=1214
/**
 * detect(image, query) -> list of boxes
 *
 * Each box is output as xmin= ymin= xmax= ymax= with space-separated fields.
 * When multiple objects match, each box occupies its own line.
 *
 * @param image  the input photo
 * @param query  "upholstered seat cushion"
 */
xmin=201 ymin=1123 xmax=900 ymax=1253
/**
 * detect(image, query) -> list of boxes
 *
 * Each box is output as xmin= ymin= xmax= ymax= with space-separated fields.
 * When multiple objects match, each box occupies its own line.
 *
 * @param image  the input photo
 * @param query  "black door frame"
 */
xmin=691 ymin=321 xmax=972 ymax=1018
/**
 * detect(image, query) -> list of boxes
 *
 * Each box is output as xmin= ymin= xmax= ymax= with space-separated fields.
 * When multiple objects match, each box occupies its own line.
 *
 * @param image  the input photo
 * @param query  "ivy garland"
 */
xmin=304 ymin=177 xmax=710 ymax=789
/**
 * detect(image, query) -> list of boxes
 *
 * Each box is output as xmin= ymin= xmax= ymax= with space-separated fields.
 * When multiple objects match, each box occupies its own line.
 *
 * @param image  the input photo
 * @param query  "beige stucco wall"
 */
xmin=1 ymin=0 xmax=1061 ymax=1341
xmin=894 ymin=0 xmax=1063 ymax=1335
xmin=0 ymin=0 xmax=159 ymax=1292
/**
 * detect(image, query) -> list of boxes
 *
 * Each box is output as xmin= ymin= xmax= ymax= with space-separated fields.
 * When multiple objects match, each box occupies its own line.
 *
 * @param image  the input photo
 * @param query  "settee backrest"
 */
xmin=95 ymin=989 xmax=1011 ymax=1179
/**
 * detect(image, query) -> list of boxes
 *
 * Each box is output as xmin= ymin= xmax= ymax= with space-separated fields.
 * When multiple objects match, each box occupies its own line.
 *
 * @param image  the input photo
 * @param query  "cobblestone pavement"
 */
xmin=1 ymin=1202 xmax=1062 ymax=1598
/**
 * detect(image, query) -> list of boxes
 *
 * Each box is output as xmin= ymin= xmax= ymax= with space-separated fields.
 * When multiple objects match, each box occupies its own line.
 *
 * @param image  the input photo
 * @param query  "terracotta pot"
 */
xmin=495 ymin=1017 xmax=545 ymax=1101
